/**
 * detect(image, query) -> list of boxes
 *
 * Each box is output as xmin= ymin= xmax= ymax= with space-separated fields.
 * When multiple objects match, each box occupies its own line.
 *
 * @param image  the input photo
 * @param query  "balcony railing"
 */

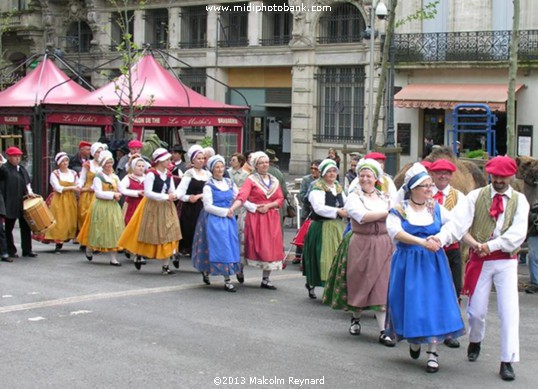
xmin=395 ymin=30 xmax=538 ymax=63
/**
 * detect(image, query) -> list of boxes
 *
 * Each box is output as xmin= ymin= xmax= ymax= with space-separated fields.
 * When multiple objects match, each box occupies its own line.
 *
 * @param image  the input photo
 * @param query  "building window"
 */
xmin=318 ymin=2 xmax=364 ymax=44
xmin=110 ymin=10 xmax=134 ymax=51
xmin=218 ymin=3 xmax=248 ymax=47
xmin=261 ymin=1 xmax=292 ymax=46
xmin=181 ymin=68 xmax=207 ymax=96
xmin=145 ymin=9 xmax=168 ymax=49
xmin=179 ymin=6 xmax=207 ymax=48
xmin=64 ymin=21 xmax=93 ymax=53
xmin=316 ymin=67 xmax=366 ymax=143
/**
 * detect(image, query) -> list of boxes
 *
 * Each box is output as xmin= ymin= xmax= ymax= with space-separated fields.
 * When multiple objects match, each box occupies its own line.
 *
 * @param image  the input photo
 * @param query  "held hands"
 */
xmin=423 ymin=236 xmax=441 ymax=252
xmin=113 ymin=192 xmax=122 ymax=201
xmin=473 ymin=242 xmax=491 ymax=257
xmin=189 ymin=194 xmax=203 ymax=203
xmin=168 ymin=193 xmax=177 ymax=202
xmin=257 ymin=203 xmax=275 ymax=214
xmin=227 ymin=208 xmax=234 ymax=218
xmin=138 ymin=190 xmax=145 ymax=197
xmin=337 ymin=208 xmax=348 ymax=218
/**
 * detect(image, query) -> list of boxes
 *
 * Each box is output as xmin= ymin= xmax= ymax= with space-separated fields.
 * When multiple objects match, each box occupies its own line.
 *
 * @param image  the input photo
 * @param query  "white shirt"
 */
xmin=119 ymin=174 xmax=146 ymax=198
xmin=50 ymin=170 xmax=77 ymax=193
xmin=78 ymin=160 xmax=101 ymax=187
xmin=387 ymin=202 xmax=452 ymax=241
xmin=349 ymin=173 xmax=398 ymax=204
xmin=202 ymin=178 xmax=238 ymax=218
xmin=144 ymin=169 xmax=176 ymax=201
xmin=438 ymin=185 xmax=529 ymax=252
xmin=92 ymin=172 xmax=119 ymax=200
xmin=308 ymin=184 xmax=347 ymax=219
xmin=175 ymin=168 xmax=211 ymax=202
xmin=345 ymin=190 xmax=390 ymax=224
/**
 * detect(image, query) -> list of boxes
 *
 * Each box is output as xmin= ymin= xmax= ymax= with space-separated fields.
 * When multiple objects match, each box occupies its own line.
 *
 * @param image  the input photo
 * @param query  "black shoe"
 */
xmin=525 ymin=283 xmax=538 ymax=294
xmin=292 ymin=256 xmax=301 ymax=264
xmin=260 ymin=280 xmax=277 ymax=290
xmin=305 ymin=284 xmax=317 ymax=299
xmin=109 ymin=261 xmax=122 ymax=267
xmin=224 ymin=282 xmax=237 ymax=293
xmin=236 ymin=272 xmax=244 ymax=284
xmin=124 ymin=251 xmax=131 ymax=259
xmin=426 ymin=352 xmax=439 ymax=373
xmin=349 ymin=317 xmax=361 ymax=336
xmin=467 ymin=342 xmax=481 ymax=362
xmin=22 ymin=252 xmax=38 ymax=258
xmin=202 ymin=272 xmax=211 ymax=285
xmin=85 ymin=248 xmax=93 ymax=261
xmin=162 ymin=265 xmax=175 ymax=275
xmin=409 ymin=344 xmax=421 ymax=359
xmin=378 ymin=331 xmax=396 ymax=347
xmin=134 ymin=256 xmax=142 ymax=270
xmin=1 ymin=256 xmax=14 ymax=263
xmin=444 ymin=338 xmax=460 ymax=348
xmin=172 ymin=254 xmax=180 ymax=269
xmin=499 ymin=362 xmax=515 ymax=381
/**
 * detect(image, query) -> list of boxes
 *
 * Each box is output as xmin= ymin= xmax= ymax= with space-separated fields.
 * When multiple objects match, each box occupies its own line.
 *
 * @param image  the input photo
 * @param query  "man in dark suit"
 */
xmin=69 ymin=141 xmax=92 ymax=174
xmin=0 ymin=146 xmax=38 ymax=258
xmin=0 ymin=154 xmax=9 ymax=261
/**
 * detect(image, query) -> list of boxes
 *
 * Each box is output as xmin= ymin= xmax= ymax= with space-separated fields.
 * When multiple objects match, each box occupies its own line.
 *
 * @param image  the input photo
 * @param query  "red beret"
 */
xmin=485 ymin=156 xmax=517 ymax=177
xmin=429 ymin=159 xmax=457 ymax=172
xmin=364 ymin=152 xmax=387 ymax=161
xmin=6 ymin=146 xmax=23 ymax=156
xmin=79 ymin=141 xmax=92 ymax=148
xmin=420 ymin=160 xmax=432 ymax=170
xmin=128 ymin=140 xmax=143 ymax=148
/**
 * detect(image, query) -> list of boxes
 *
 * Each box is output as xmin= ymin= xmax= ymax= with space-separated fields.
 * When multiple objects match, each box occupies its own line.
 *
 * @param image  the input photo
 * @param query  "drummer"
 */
xmin=0 ymin=146 xmax=39 ymax=259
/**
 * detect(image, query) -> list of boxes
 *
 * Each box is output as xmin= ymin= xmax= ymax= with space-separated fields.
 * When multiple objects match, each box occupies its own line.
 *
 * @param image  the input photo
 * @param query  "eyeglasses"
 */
xmin=415 ymin=184 xmax=435 ymax=189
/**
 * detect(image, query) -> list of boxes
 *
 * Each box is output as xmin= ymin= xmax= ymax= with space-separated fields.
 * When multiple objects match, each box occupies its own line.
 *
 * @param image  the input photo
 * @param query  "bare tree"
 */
xmin=506 ymin=0 xmax=520 ymax=156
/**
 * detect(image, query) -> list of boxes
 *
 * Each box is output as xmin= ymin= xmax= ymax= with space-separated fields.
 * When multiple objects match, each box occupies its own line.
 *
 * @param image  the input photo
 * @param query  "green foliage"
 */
xmin=200 ymin=136 xmax=213 ymax=148
xmin=466 ymin=149 xmax=487 ymax=159
xmin=396 ymin=0 xmax=440 ymax=28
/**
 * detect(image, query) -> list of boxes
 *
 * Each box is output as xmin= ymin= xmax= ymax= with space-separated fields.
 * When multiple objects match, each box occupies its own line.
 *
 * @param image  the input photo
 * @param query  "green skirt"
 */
xmin=302 ymin=219 xmax=345 ymax=287
xmin=322 ymin=232 xmax=383 ymax=313
xmin=88 ymin=199 xmax=125 ymax=250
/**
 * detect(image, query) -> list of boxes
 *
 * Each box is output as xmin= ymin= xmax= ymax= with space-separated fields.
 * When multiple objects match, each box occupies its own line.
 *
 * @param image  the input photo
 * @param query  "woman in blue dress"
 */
xmin=386 ymin=163 xmax=465 ymax=373
xmin=192 ymin=155 xmax=241 ymax=292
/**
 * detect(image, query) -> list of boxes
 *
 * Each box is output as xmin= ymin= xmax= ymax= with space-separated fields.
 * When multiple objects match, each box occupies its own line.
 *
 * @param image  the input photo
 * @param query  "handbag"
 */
xmin=286 ymin=199 xmax=297 ymax=218
xmin=291 ymin=218 xmax=312 ymax=248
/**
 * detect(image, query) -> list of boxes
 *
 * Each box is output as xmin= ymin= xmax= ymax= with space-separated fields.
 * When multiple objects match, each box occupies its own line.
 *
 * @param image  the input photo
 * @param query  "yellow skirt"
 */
xmin=118 ymin=197 xmax=181 ymax=260
xmin=78 ymin=191 xmax=95 ymax=230
xmin=45 ymin=191 xmax=78 ymax=241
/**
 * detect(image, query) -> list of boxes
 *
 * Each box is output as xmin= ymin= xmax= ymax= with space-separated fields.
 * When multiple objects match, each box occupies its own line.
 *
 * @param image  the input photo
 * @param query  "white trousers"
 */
xmin=467 ymin=260 xmax=519 ymax=362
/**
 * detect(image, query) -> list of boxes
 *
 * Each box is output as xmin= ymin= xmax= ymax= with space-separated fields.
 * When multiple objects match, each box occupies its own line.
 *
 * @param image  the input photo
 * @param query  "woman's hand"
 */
xmin=227 ymin=208 xmax=234 ymax=218
xmin=189 ymin=194 xmax=203 ymax=203
xmin=113 ymin=192 xmax=122 ymax=201
xmin=138 ymin=190 xmax=145 ymax=197
xmin=422 ymin=237 xmax=441 ymax=252
xmin=257 ymin=204 xmax=272 ymax=214
xmin=168 ymin=193 xmax=177 ymax=202
xmin=337 ymin=208 xmax=348 ymax=218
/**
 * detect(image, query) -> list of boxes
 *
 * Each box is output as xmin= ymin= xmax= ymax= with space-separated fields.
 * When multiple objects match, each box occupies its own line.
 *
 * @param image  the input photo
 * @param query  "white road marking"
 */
xmin=69 ymin=310 xmax=92 ymax=315
xmin=0 ymin=273 xmax=301 ymax=314
xmin=28 ymin=316 xmax=46 ymax=321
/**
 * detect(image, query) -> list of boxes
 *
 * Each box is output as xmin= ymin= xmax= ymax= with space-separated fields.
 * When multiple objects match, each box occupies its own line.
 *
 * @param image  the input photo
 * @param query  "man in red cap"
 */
xmin=436 ymin=155 xmax=528 ymax=381
xmin=116 ymin=139 xmax=144 ymax=180
xmin=0 ymin=146 xmax=38 ymax=259
xmin=69 ymin=141 xmax=92 ymax=174
xmin=429 ymin=159 xmax=466 ymax=348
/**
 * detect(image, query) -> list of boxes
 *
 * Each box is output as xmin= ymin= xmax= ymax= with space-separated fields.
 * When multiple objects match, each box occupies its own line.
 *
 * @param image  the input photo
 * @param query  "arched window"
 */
xmin=318 ymin=2 xmax=365 ymax=44
xmin=65 ymin=21 xmax=93 ymax=53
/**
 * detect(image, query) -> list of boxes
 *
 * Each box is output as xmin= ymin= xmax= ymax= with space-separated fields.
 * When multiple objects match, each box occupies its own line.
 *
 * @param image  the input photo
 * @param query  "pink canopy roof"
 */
xmin=0 ymin=58 xmax=90 ymax=107
xmin=67 ymin=55 xmax=247 ymax=110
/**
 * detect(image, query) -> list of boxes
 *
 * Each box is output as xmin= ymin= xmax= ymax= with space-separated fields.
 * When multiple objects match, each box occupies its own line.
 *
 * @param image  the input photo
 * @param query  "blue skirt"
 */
xmin=386 ymin=243 xmax=465 ymax=344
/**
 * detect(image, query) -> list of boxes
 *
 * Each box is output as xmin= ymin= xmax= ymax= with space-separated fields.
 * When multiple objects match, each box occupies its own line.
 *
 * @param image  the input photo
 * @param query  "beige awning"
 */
xmin=394 ymin=83 xmax=525 ymax=112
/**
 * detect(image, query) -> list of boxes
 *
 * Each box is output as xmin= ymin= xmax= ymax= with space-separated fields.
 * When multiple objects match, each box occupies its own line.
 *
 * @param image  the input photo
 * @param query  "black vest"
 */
xmin=152 ymin=172 xmax=171 ymax=194
xmin=311 ymin=190 xmax=344 ymax=221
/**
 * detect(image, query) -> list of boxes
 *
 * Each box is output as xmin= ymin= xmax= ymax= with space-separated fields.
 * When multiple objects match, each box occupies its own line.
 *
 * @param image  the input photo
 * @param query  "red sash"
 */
xmin=462 ymin=249 xmax=517 ymax=299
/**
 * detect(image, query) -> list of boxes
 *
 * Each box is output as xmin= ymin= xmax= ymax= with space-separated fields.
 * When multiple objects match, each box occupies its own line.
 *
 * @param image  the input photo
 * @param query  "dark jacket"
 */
xmin=69 ymin=152 xmax=86 ymax=174
xmin=0 ymin=162 xmax=32 ymax=219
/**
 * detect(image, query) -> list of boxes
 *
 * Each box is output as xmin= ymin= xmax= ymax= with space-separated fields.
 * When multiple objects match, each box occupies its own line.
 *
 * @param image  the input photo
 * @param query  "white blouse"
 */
xmin=202 ymin=178 xmax=238 ymax=218
xmin=50 ymin=170 xmax=77 ymax=193
xmin=345 ymin=191 xmax=389 ymax=224
xmin=387 ymin=203 xmax=451 ymax=241
xmin=144 ymin=169 xmax=176 ymax=202
xmin=92 ymin=173 xmax=119 ymax=201
xmin=78 ymin=160 xmax=101 ymax=187
xmin=119 ymin=174 xmax=146 ymax=198
xmin=308 ymin=184 xmax=347 ymax=219
xmin=175 ymin=168 xmax=211 ymax=202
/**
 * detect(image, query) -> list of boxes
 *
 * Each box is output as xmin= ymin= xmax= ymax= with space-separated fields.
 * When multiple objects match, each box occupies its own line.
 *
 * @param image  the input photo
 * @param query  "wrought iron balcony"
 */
xmin=314 ymin=134 xmax=364 ymax=144
xmin=394 ymin=30 xmax=538 ymax=63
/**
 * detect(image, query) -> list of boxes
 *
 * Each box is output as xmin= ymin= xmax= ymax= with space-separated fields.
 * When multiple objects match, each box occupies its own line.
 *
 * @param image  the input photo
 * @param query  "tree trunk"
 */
xmin=372 ymin=0 xmax=398 ymax=147
xmin=506 ymin=0 xmax=520 ymax=156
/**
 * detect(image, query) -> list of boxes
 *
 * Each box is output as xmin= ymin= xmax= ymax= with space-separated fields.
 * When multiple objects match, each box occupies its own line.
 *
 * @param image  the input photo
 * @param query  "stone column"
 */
xmin=133 ymin=9 xmax=145 ymax=46
xmin=168 ymin=7 xmax=180 ymax=49
xmin=248 ymin=1 xmax=262 ymax=46
xmin=207 ymin=7 xmax=218 ymax=48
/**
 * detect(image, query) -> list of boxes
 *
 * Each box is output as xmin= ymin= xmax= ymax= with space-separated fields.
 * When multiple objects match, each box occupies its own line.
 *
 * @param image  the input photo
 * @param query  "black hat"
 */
xmin=172 ymin=144 xmax=186 ymax=153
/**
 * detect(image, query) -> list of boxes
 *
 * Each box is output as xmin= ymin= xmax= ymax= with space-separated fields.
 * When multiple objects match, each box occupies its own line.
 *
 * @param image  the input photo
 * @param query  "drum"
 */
xmin=23 ymin=196 xmax=56 ymax=234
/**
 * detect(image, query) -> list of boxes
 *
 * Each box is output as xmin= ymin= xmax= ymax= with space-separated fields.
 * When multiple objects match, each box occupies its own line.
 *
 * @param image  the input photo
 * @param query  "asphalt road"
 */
xmin=1 ymin=227 xmax=537 ymax=388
